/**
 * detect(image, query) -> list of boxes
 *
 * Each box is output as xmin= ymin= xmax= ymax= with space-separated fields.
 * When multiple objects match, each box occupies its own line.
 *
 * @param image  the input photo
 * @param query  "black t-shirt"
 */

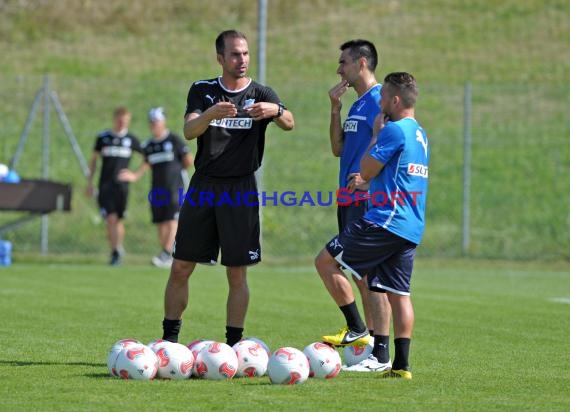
xmin=142 ymin=132 xmax=189 ymax=190
xmin=93 ymin=130 xmax=142 ymax=187
xmin=185 ymin=77 xmax=283 ymax=178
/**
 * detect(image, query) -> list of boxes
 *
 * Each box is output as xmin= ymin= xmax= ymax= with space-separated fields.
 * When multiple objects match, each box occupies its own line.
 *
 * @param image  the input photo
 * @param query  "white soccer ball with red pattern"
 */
xmin=303 ymin=342 xmax=342 ymax=379
xmin=187 ymin=339 xmax=215 ymax=376
xmin=187 ymin=339 xmax=216 ymax=358
xmin=147 ymin=339 xmax=169 ymax=352
xmin=233 ymin=339 xmax=269 ymax=377
xmin=106 ymin=338 xmax=142 ymax=376
xmin=245 ymin=337 xmax=271 ymax=357
xmin=115 ymin=344 xmax=159 ymax=380
xmin=194 ymin=342 xmax=238 ymax=380
xmin=343 ymin=337 xmax=374 ymax=366
xmin=152 ymin=342 xmax=194 ymax=380
xmin=267 ymin=347 xmax=310 ymax=385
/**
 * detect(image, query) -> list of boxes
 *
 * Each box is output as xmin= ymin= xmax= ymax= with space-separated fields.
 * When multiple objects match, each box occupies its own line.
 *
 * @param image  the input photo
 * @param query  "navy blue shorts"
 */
xmin=337 ymin=191 xmax=368 ymax=232
xmin=325 ymin=218 xmax=417 ymax=296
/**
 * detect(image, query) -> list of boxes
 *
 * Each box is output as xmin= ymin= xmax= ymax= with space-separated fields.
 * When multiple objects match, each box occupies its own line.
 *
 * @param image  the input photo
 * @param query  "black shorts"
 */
xmin=337 ymin=191 xmax=368 ymax=232
xmin=151 ymin=196 xmax=180 ymax=224
xmin=173 ymin=174 xmax=260 ymax=266
xmin=98 ymin=183 xmax=128 ymax=219
xmin=325 ymin=218 xmax=417 ymax=296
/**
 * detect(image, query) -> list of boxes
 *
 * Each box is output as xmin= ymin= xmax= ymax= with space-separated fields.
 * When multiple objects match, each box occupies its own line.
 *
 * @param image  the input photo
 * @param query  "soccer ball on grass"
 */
xmin=151 ymin=341 xmax=194 ymax=380
xmin=115 ymin=344 xmax=158 ymax=380
xmin=233 ymin=339 xmax=269 ymax=377
xmin=194 ymin=342 xmax=238 ymax=380
xmin=106 ymin=339 xmax=142 ymax=376
xmin=267 ymin=347 xmax=310 ymax=385
xmin=303 ymin=342 xmax=341 ymax=379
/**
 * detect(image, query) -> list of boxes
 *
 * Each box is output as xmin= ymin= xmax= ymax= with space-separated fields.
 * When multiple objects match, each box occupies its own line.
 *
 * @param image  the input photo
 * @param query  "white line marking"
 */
xmin=549 ymin=297 xmax=570 ymax=304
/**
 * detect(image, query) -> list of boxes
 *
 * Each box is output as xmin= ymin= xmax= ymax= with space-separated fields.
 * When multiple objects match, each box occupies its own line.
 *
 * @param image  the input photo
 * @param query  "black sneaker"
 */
xmin=110 ymin=250 xmax=121 ymax=266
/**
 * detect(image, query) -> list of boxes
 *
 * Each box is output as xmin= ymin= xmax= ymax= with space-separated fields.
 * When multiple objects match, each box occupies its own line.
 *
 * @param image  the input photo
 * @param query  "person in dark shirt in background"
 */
xmin=119 ymin=107 xmax=193 ymax=268
xmin=86 ymin=106 xmax=142 ymax=266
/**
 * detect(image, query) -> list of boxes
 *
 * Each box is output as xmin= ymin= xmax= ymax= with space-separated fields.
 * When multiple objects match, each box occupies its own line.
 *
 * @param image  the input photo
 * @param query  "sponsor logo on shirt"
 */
xmin=343 ymin=120 xmax=358 ymax=133
xmin=148 ymin=152 xmax=175 ymax=164
xmin=101 ymin=146 xmax=132 ymax=158
xmin=407 ymin=163 xmax=428 ymax=178
xmin=210 ymin=117 xmax=253 ymax=129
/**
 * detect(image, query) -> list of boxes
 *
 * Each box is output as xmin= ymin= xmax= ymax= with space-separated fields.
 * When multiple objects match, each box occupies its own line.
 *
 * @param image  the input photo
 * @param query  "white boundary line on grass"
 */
xmin=549 ymin=297 xmax=570 ymax=304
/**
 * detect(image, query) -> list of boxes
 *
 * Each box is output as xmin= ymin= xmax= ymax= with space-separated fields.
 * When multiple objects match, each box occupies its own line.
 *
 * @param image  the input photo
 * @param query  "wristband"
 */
xmin=273 ymin=103 xmax=285 ymax=119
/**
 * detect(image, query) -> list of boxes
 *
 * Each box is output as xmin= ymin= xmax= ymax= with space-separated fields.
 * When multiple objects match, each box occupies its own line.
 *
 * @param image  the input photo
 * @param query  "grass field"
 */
xmin=1 ymin=260 xmax=569 ymax=411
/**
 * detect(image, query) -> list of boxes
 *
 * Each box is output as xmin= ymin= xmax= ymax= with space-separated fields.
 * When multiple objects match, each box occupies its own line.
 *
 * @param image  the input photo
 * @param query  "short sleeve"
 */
xmin=369 ymin=123 xmax=404 ymax=165
xmin=140 ymin=141 xmax=150 ymax=162
xmin=260 ymin=86 xmax=282 ymax=106
xmin=185 ymin=83 xmax=204 ymax=117
xmin=173 ymin=135 xmax=190 ymax=159
xmin=365 ymin=87 xmax=381 ymax=130
xmin=93 ymin=136 xmax=102 ymax=152
xmin=131 ymin=136 xmax=143 ymax=154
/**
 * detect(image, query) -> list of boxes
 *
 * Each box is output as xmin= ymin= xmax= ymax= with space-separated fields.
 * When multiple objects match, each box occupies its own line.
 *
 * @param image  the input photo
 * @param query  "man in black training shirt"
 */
xmin=119 ymin=107 xmax=193 ymax=268
xmin=161 ymin=30 xmax=294 ymax=346
xmin=86 ymin=106 xmax=142 ymax=266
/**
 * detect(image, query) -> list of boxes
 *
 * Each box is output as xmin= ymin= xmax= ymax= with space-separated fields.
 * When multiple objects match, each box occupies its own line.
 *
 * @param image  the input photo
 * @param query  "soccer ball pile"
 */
xmin=106 ymin=336 xmax=343 ymax=384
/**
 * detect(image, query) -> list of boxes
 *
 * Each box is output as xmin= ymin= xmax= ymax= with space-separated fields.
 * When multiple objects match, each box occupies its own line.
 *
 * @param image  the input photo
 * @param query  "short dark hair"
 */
xmin=215 ymin=30 xmax=248 ymax=55
xmin=383 ymin=72 xmax=418 ymax=108
xmin=340 ymin=39 xmax=378 ymax=72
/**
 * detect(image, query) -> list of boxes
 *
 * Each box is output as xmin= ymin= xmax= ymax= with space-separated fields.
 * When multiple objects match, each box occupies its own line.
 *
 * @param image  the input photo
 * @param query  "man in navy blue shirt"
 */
xmin=328 ymin=39 xmax=391 ymax=372
xmin=318 ymin=72 xmax=429 ymax=380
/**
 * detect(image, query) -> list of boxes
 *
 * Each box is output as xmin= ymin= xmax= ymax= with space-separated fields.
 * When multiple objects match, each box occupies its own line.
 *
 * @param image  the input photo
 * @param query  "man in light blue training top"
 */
xmin=317 ymin=72 xmax=429 ymax=380
xmin=328 ymin=39 xmax=392 ymax=372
